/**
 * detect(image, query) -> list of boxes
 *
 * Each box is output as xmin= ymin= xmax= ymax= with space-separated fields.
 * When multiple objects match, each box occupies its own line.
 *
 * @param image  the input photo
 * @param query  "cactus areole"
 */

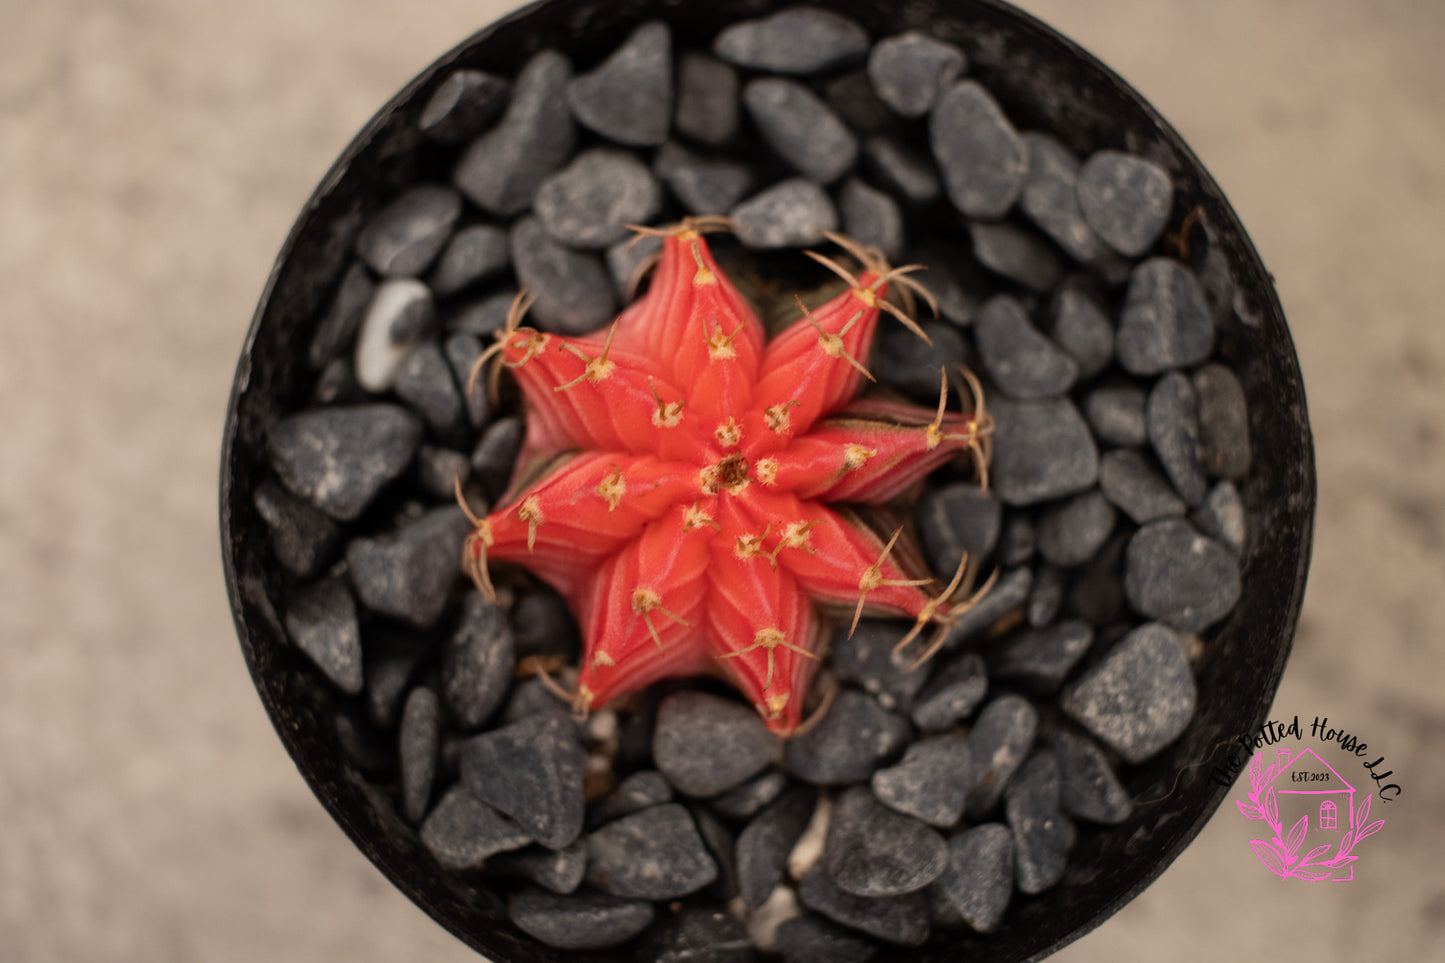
xmin=459 ymin=219 xmax=995 ymax=735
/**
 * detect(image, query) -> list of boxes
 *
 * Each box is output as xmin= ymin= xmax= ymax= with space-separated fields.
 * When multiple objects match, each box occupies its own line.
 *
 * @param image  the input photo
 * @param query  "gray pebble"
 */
xmin=509 ymin=216 xmax=616 ymax=334
xmin=871 ymin=734 xmax=972 ymax=828
xmin=784 ymin=689 xmax=911 ymax=785
xmin=1192 ymin=480 xmax=1246 ymax=554
xmin=313 ymin=354 xmax=363 ymax=409
xmin=969 ymin=221 xmax=1062 ymax=293
xmin=446 ymin=287 xmax=517 ymax=337
xmin=830 ymin=620 xmax=932 ymax=712
xmin=501 ymin=675 xmax=577 ymax=729
xmin=442 ymin=333 xmax=490 ymax=429
xmin=730 ymin=179 xmax=838 ymax=249
xmin=1067 ymin=532 xmax=1129 ymax=626
xmin=363 ymin=634 xmax=422 ymax=729
xmin=863 ymin=137 xmax=941 ymax=207
xmin=284 ymin=578 xmax=362 ymax=694
xmin=1051 ymin=287 xmax=1114 ymax=378
xmin=825 ymin=786 xmax=947 ymax=897
xmin=253 ymin=478 xmax=339 ymax=577
xmin=931 ymin=81 xmax=1027 ymax=219
xmin=588 ymin=770 xmax=673 ymax=828
xmin=332 ymin=709 xmax=394 ymax=777
xmin=1148 ymin=371 xmax=1208 ymax=505
xmin=910 ymin=652 xmax=987 ymax=731
xmin=508 ymin=886 xmax=654 ymax=950
xmin=1005 ymin=750 xmax=1073 ymax=894
xmin=420 ymin=783 xmax=532 ymax=870
xmin=964 ymin=694 xmax=1038 ymax=819
xmin=1019 ymin=133 xmax=1106 ymax=263
xmin=1062 ymin=621 xmax=1197 ymax=763
xmin=471 ymin=415 xmax=524 ymax=502
xmin=1193 ymin=363 xmax=1251 ymax=479
xmin=442 ymin=592 xmax=516 ymax=730
xmin=586 ymin=803 xmax=718 ymax=899
xmin=916 ymin=483 xmax=1001 ymax=581
xmin=987 ymin=620 xmax=1094 ymax=694
xmin=675 ymin=52 xmax=739 ymax=147
xmin=870 ymin=319 xmax=968 ymax=404
xmin=975 ymin=294 xmax=1077 ymax=399
xmin=743 ymin=78 xmax=857 ymax=183
xmin=1098 ymin=448 xmax=1186 ymax=524
xmin=713 ymin=7 xmax=869 ymax=75
xmin=454 ymin=50 xmax=576 ymax=216
xmin=868 ymin=32 xmax=965 ymax=118
xmin=566 ymin=21 xmax=671 ymax=147
xmin=737 ymin=784 xmax=816 ymax=908
xmin=462 ymin=711 xmax=587 ymax=849
xmin=653 ymin=141 xmax=752 ymax=216
xmin=776 ymin=915 xmax=877 ymax=963
xmin=356 ymin=184 xmax=461 ymax=277
xmin=1116 ymin=257 xmax=1214 ymax=375
xmin=1084 ymin=384 xmax=1148 ymax=447
xmin=690 ymin=804 xmax=741 ymax=902
xmin=1124 ymin=518 xmax=1241 ymax=632
xmin=1037 ymin=489 xmax=1116 ymax=566
xmin=429 ymin=224 xmax=510 ymax=297
xmin=996 ymin=513 xmax=1036 ymax=566
xmin=346 ymin=506 xmax=468 ymax=628
xmin=937 ymin=566 xmax=1031 ymax=651
xmin=534 ymin=148 xmax=662 ymax=249
xmin=989 ymin=397 xmax=1099 ymax=506
xmin=1078 ymin=150 xmax=1173 ymax=257
xmin=418 ymin=69 xmax=510 ymax=144
xmin=710 ymin=768 xmax=789 ymax=821
xmin=606 ymin=233 xmax=663 ymax=302
xmin=907 ymin=241 xmax=989 ymax=326
xmin=639 ymin=906 xmax=753 ymax=963
xmin=653 ymin=691 xmax=778 ymax=797
xmin=1048 ymin=729 xmax=1134 ymax=825
xmin=839 ymin=177 xmax=904 ymax=262
xmin=797 ymin=867 xmax=930 ymax=946
xmin=511 ymin=587 xmax=581 ymax=660
xmin=400 ymin=686 xmax=441 ymax=822
xmin=825 ymin=70 xmax=898 ymax=136
xmin=929 ymin=823 xmax=1013 ymax=933
xmin=1027 ymin=564 xmax=1066 ymax=626
xmin=394 ymin=341 xmax=463 ymax=434
xmin=354 ymin=279 xmax=433 ymax=392
xmin=267 ymin=404 xmax=421 ymax=521
xmin=491 ymin=840 xmax=588 ymax=894
xmin=308 ymin=261 xmax=374 ymax=369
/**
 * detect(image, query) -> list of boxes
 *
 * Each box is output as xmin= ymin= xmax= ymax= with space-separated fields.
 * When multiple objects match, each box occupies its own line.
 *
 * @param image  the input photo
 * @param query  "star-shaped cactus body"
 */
xmin=461 ymin=222 xmax=991 ymax=734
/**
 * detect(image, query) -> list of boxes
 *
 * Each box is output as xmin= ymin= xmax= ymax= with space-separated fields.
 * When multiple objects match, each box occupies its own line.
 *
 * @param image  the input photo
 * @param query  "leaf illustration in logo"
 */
xmin=1250 ymin=838 xmax=1287 ymax=877
xmin=1263 ymin=785 xmax=1280 ymax=827
xmin=1285 ymin=815 xmax=1308 ymax=862
xmin=1248 ymin=753 xmax=1263 ymax=791
xmin=1301 ymin=843 xmax=1332 ymax=864
xmin=1236 ymin=800 xmax=1264 ymax=820
xmin=1293 ymin=867 xmax=1332 ymax=881
xmin=1355 ymin=793 xmax=1371 ymax=828
xmin=1357 ymin=818 xmax=1384 ymax=843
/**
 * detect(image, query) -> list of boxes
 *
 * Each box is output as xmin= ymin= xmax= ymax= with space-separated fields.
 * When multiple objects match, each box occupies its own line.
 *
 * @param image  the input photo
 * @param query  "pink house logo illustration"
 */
xmin=1236 ymin=745 xmax=1384 ymax=881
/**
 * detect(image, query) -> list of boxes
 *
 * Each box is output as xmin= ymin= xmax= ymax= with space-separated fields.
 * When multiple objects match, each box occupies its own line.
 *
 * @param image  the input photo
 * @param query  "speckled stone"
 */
xmin=606 ymin=232 xmax=663 ymax=301
xmin=491 ymin=840 xmax=588 ymax=895
xmin=871 ymin=734 xmax=972 ymax=828
xmin=534 ymin=147 xmax=663 ymax=249
xmin=743 ymin=77 xmax=858 ymax=183
xmin=916 ymin=483 xmax=1001 ymax=584
xmin=783 ymin=689 xmax=911 ymax=785
xmin=1004 ymin=751 xmax=1073 ymax=894
xmin=284 ymin=577 xmax=362 ymax=695
xmin=638 ymin=906 xmax=753 ymax=963
xmin=713 ymin=7 xmax=869 ymax=75
xmin=442 ymin=332 xmax=490 ymax=429
xmin=471 ymin=415 xmax=524 ymax=502
xmin=730 ymin=179 xmax=838 ymax=249
xmin=910 ymin=652 xmax=987 ymax=731
xmin=964 ymin=694 xmax=1038 ymax=819
xmin=930 ymin=81 xmax=1027 ymax=219
xmin=399 ymin=687 xmax=441 ymax=823
xmin=1077 ymin=150 xmax=1174 ymax=257
xmin=653 ymin=691 xmax=778 ymax=798
xmin=969 ymin=221 xmax=1063 ymax=293
xmin=975 ymin=294 xmax=1078 ymax=399
xmin=1048 ymin=729 xmax=1134 ymax=825
xmin=1019 ymin=133 xmax=1106 ymax=263
xmin=797 ymin=867 xmax=930 ymax=946
xmin=987 ymin=620 xmax=1094 ymax=695
xmin=863 ymin=137 xmax=942 ymax=207
xmin=1116 ymin=258 xmax=1214 ymax=375
xmin=1148 ymin=371 xmax=1208 ymax=505
xmin=653 ymin=141 xmax=752 ymax=216
xmin=345 ymin=506 xmax=469 ymax=628
xmin=355 ymin=184 xmax=461 ymax=278
xmin=566 ymin=21 xmax=672 ymax=147
xmin=1192 ymin=480 xmax=1246 ymax=554
xmin=508 ymin=887 xmax=654 ymax=950
xmin=1028 ymin=564 xmax=1066 ymax=627
xmin=709 ymin=768 xmax=789 ymax=821
xmin=461 ymin=711 xmax=587 ymax=849
xmin=1123 ymin=518 xmax=1241 ymax=632
xmin=1051 ymin=287 xmax=1115 ymax=378
xmin=1037 ymin=489 xmax=1117 ymax=566
xmin=1099 ymin=448 xmax=1187 ymax=524
xmin=937 ymin=566 xmax=1032 ymax=651
xmin=509 ymin=216 xmax=616 ymax=334
xmin=830 ymin=620 xmax=932 ymax=712
xmin=839 ymin=177 xmax=905 ymax=261
xmin=393 ymin=340 xmax=463 ymax=434
xmin=989 ymin=397 xmax=1099 ymax=506
xmin=737 ymin=784 xmax=816 ymax=908
xmin=441 ymin=592 xmax=515 ymax=730
xmin=1084 ymin=383 xmax=1149 ymax=447
xmin=267 ymin=404 xmax=421 ymax=521
xmin=420 ymin=784 xmax=532 ymax=870
xmin=585 ymin=803 xmax=718 ymax=900
xmin=867 ymin=32 xmax=965 ymax=118
xmin=674 ymin=52 xmax=739 ymax=146
xmin=930 ymin=823 xmax=1013 ymax=932
xmin=870 ymin=319 xmax=969 ymax=405
xmin=775 ymin=915 xmax=878 ymax=963
xmin=252 ymin=478 xmax=339 ymax=577
xmin=824 ymin=786 xmax=947 ymax=897
xmin=418 ymin=69 xmax=510 ymax=144
xmin=354 ymin=278 xmax=433 ymax=391
xmin=1193 ymin=363 xmax=1252 ymax=479
xmin=308 ymin=261 xmax=374 ymax=369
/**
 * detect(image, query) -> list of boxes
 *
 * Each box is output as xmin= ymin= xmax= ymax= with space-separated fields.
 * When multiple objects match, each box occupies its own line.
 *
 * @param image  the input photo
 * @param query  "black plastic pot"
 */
xmin=220 ymin=1 xmax=1315 ymax=960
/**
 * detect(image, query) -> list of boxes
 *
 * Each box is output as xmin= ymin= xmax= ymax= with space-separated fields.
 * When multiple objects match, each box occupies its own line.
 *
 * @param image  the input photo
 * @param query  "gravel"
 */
xmin=931 ymin=81 xmax=1027 ymax=219
xmin=863 ymin=137 xmax=942 ymax=206
xmin=461 ymin=711 xmax=587 ymax=849
xmin=418 ymin=69 xmax=510 ymax=144
xmin=393 ymin=341 xmax=463 ymax=435
xmin=1099 ymin=448 xmax=1188 ymax=524
xmin=1005 ymin=750 xmax=1073 ymax=894
xmin=471 ymin=415 xmax=524 ymax=502
xmin=838 ymin=177 xmax=904 ymax=261
xmin=345 ymin=506 xmax=469 ymax=628
xmin=710 ymin=768 xmax=790 ymax=821
xmin=743 ymin=78 xmax=858 ymax=183
xmin=1037 ymin=489 xmax=1117 ymax=566
xmin=653 ymin=141 xmax=753 ymax=216
xmin=419 ymin=784 xmax=533 ymax=870
xmin=737 ymin=784 xmax=816 ymax=908
xmin=916 ymin=483 xmax=1002 ymax=580
xmin=829 ymin=620 xmax=933 ymax=712
xmin=355 ymin=184 xmax=461 ymax=278
xmin=429 ymin=224 xmax=510 ymax=297
xmin=354 ymin=278 xmax=433 ymax=391
xmin=937 ymin=566 xmax=1032 ymax=650
xmin=588 ymin=771 xmax=674 ymax=828
xmin=797 ymin=867 xmax=930 ymax=946
xmin=730 ymin=179 xmax=838 ymax=249
xmin=1192 ymin=480 xmax=1247 ymax=554
xmin=1193 ymin=363 xmax=1252 ymax=479
xmin=442 ymin=333 xmax=490 ymax=428
xmin=868 ymin=32 xmax=965 ymax=118
xmin=1148 ymin=370 xmax=1208 ymax=505
xmin=1049 ymin=728 xmax=1135 ymax=824
xmin=969 ymin=221 xmax=1063 ymax=293
xmin=989 ymin=397 xmax=1100 ymax=506
xmin=266 ymin=404 xmax=421 ymax=521
xmin=871 ymin=734 xmax=972 ymax=828
xmin=1084 ymin=383 xmax=1149 ymax=447
xmin=509 ymin=216 xmax=616 ymax=333
xmin=1051 ymin=287 xmax=1115 ymax=378
xmin=775 ymin=915 xmax=878 ymax=963
xmin=964 ymin=694 xmax=1039 ymax=819
xmin=1124 ymin=518 xmax=1242 ymax=632
xmin=1116 ymin=257 xmax=1214 ymax=374
xmin=674 ymin=52 xmax=739 ymax=146
xmin=783 ymin=689 xmax=910 ymax=785
xmin=399 ymin=686 xmax=441 ymax=822
xmin=585 ymin=803 xmax=718 ymax=899
xmin=987 ymin=620 xmax=1094 ymax=694
xmin=508 ymin=886 xmax=655 ymax=950
xmin=640 ymin=906 xmax=754 ymax=963
xmin=975 ymin=294 xmax=1078 ymax=399
xmin=910 ymin=652 xmax=988 ymax=731
xmin=534 ymin=147 xmax=662 ymax=248
xmin=252 ymin=479 xmax=339 ymax=578
xmin=491 ymin=840 xmax=588 ymax=895
xmin=566 ymin=21 xmax=672 ymax=147
xmin=308 ymin=261 xmax=375 ymax=370
xmin=824 ymin=785 xmax=947 ymax=897
xmin=441 ymin=592 xmax=515 ymax=730
xmin=1019 ymin=133 xmax=1106 ymax=263
xmin=1028 ymin=564 xmax=1066 ymax=626
xmin=713 ymin=7 xmax=869 ymax=75
xmin=284 ymin=577 xmax=362 ymax=695
xmin=930 ymin=823 xmax=1014 ymax=933
xmin=652 ymin=691 xmax=778 ymax=797
xmin=1077 ymin=150 xmax=1174 ymax=257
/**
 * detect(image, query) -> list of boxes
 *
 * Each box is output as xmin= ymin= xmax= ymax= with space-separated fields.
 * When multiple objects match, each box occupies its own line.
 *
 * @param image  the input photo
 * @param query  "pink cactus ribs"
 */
xmin=459 ymin=219 xmax=993 ymax=734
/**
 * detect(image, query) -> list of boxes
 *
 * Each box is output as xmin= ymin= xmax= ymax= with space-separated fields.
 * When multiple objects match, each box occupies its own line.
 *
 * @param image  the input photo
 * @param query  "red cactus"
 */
xmin=458 ymin=219 xmax=993 ymax=735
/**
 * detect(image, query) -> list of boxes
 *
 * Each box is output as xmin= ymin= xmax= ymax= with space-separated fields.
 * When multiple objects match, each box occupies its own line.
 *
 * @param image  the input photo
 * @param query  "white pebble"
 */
xmin=745 ymin=885 xmax=800 ymax=952
xmin=786 ymin=794 xmax=831 ymax=880
xmin=355 ymin=279 xmax=430 ymax=392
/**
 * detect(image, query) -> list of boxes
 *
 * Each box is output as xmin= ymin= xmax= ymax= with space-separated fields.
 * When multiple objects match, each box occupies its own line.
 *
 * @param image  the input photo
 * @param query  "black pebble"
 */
xmin=345 ymin=506 xmax=469 ymax=628
xmin=1193 ymin=363 xmax=1251 ymax=479
xmin=1019 ymin=133 xmax=1106 ymax=263
xmin=690 ymin=804 xmax=742 ymax=902
xmin=1049 ymin=729 xmax=1134 ymax=825
xmin=363 ymin=630 xmax=422 ymax=729
xmin=442 ymin=592 xmax=516 ymax=730
xmin=713 ymin=7 xmax=869 ymax=75
xmin=566 ymin=21 xmax=672 ymax=147
xmin=639 ymin=906 xmax=753 ymax=963
xmin=930 ymin=81 xmax=1027 ymax=219
xmin=1051 ymin=287 xmax=1115 ymax=378
xmin=652 ymin=691 xmax=778 ymax=797
xmin=1037 ymin=489 xmax=1116 ymax=566
xmin=394 ymin=341 xmax=463 ymax=434
xmin=1066 ymin=532 xmax=1130 ymax=626
xmin=797 ymin=867 xmax=930 ymax=946
xmin=737 ymin=784 xmax=816 ymax=908
xmin=969 ymin=221 xmax=1063 ymax=293
xmin=674 ymin=52 xmax=739 ymax=147
xmin=776 ymin=915 xmax=878 ymax=963
xmin=870 ymin=319 xmax=968 ymax=404
xmin=710 ymin=768 xmax=789 ymax=821
xmin=916 ymin=483 xmax=1001 ymax=581
xmin=509 ymin=216 xmax=617 ymax=334
xmin=910 ymin=652 xmax=987 ymax=731
xmin=743 ymin=78 xmax=858 ymax=183
xmin=447 ymin=288 xmax=517 ymax=338
xmin=987 ymin=620 xmax=1093 ymax=695
xmin=585 ymin=803 xmax=718 ymax=899
xmin=1084 ymin=384 xmax=1149 ymax=448
xmin=868 ymin=32 xmax=965 ymax=118
xmin=588 ymin=770 xmax=674 ymax=828
xmin=1123 ymin=518 xmax=1242 ymax=632
xmin=266 ymin=404 xmax=421 ymax=521
xmin=1148 ymin=371 xmax=1208 ymax=505
xmin=783 ymin=689 xmax=910 ymax=785
xmin=511 ymin=586 xmax=581 ymax=660
xmin=964 ymin=694 xmax=1038 ymax=819
xmin=442 ymin=333 xmax=490 ymax=429
xmin=253 ymin=478 xmax=339 ymax=577
xmin=995 ymin=513 xmax=1036 ymax=567
xmin=355 ymin=184 xmax=461 ymax=278
xmin=1077 ymin=150 xmax=1174 ymax=257
xmin=419 ymin=69 xmax=510 ymax=144
xmin=1027 ymin=564 xmax=1066 ymax=627
xmin=825 ymin=69 xmax=898 ymax=137
xmin=938 ymin=566 xmax=1031 ymax=651
xmin=535 ymin=148 xmax=662 ymax=249
xmin=430 ymin=224 xmax=510 ymax=297
xmin=1005 ymin=750 xmax=1073 ymax=894
xmin=929 ymin=823 xmax=1013 ymax=933
xmin=472 ymin=415 xmax=524 ymax=502
xmin=1098 ymin=448 xmax=1186 ymax=524
xmin=863 ymin=137 xmax=942 ymax=207
xmin=308 ymin=261 xmax=374 ymax=369
xmin=975 ymin=294 xmax=1078 ymax=399
xmin=400 ymin=686 xmax=441 ymax=823
xmin=839 ymin=177 xmax=905 ymax=261
xmin=491 ymin=840 xmax=588 ymax=895
xmin=1116 ymin=258 xmax=1214 ymax=375
xmin=1062 ymin=621 xmax=1198 ymax=763
xmin=420 ymin=784 xmax=532 ymax=870
xmin=461 ymin=711 xmax=587 ymax=849
xmin=454 ymin=50 xmax=576 ymax=217
xmin=508 ymin=886 xmax=654 ymax=950
xmin=606 ymin=233 xmax=663 ymax=301
xmin=830 ymin=620 xmax=933 ymax=712
xmin=730 ymin=179 xmax=838 ymax=249
xmin=871 ymin=733 xmax=972 ymax=828
xmin=1192 ymin=480 xmax=1246 ymax=554
xmin=988 ymin=397 xmax=1099 ymax=506
xmin=653 ymin=141 xmax=753 ymax=216
xmin=284 ymin=578 xmax=362 ymax=695
xmin=825 ymin=785 xmax=947 ymax=897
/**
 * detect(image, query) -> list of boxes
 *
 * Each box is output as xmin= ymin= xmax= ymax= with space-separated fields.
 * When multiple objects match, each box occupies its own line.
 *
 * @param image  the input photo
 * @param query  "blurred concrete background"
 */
xmin=1 ymin=1 xmax=1441 ymax=960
